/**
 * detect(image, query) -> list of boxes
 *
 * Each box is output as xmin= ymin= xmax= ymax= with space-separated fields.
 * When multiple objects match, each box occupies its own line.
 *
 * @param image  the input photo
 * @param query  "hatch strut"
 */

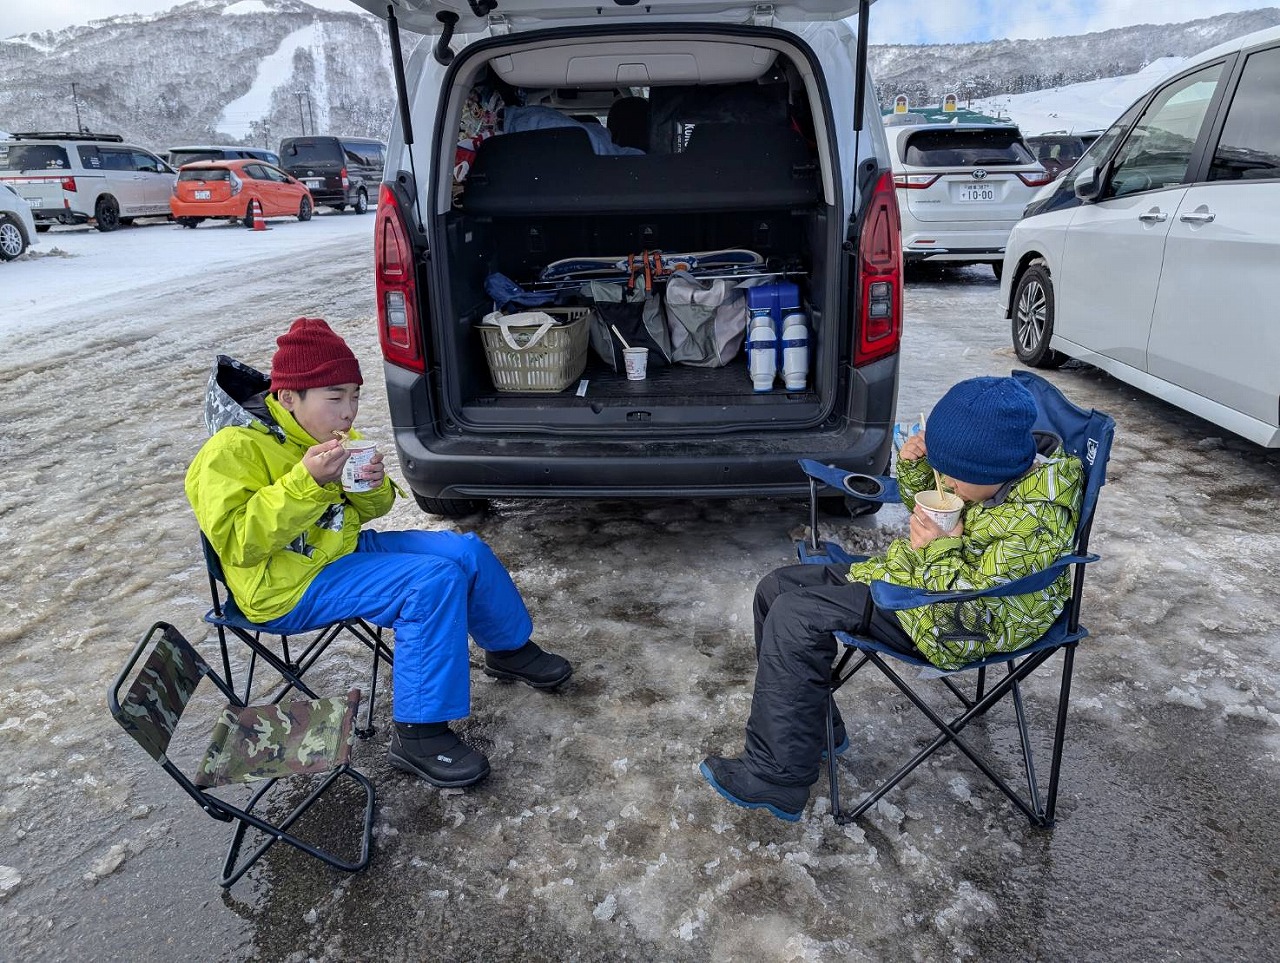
xmin=386 ymin=4 xmax=426 ymax=231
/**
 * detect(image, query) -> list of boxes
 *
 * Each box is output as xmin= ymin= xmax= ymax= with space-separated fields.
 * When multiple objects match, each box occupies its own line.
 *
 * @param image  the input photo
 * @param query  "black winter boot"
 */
xmin=699 ymin=756 xmax=809 ymax=822
xmin=388 ymin=722 xmax=489 ymax=788
xmin=483 ymin=641 xmax=573 ymax=689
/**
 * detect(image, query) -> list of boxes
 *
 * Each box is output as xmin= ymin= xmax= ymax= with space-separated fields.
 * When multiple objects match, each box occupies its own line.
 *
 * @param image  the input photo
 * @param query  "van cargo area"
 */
xmin=433 ymin=43 xmax=843 ymax=432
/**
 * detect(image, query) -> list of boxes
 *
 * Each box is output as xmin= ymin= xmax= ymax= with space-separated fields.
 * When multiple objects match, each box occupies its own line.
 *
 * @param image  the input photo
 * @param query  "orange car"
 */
xmin=169 ymin=158 xmax=314 ymax=228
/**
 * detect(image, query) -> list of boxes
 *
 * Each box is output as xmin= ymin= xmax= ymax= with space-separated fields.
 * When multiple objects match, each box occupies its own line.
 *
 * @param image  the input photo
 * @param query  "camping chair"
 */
xmin=796 ymin=370 xmax=1114 ymax=826
xmin=201 ymin=534 xmax=394 ymax=737
xmin=109 ymin=621 xmax=375 ymax=888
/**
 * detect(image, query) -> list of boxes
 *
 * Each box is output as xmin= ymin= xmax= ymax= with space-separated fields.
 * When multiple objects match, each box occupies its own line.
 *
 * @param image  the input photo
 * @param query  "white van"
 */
xmin=348 ymin=1 xmax=901 ymax=516
xmin=1002 ymin=24 xmax=1280 ymax=448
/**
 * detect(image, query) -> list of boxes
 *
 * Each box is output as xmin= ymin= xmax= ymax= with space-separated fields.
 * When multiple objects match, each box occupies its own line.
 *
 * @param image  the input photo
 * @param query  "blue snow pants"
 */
xmin=262 ymin=529 xmax=532 ymax=724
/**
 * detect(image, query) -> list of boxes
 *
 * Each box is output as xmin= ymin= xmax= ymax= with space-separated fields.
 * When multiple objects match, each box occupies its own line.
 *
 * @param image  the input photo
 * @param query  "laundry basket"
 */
xmin=478 ymin=307 xmax=590 ymax=392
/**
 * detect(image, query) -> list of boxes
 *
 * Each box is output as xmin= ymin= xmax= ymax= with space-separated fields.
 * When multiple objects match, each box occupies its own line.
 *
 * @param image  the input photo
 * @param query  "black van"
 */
xmin=277 ymin=136 xmax=385 ymax=213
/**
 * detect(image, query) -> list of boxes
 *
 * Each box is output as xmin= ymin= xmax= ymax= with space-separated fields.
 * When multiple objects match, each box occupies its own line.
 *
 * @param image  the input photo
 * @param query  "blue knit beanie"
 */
xmin=926 ymin=377 xmax=1037 ymax=485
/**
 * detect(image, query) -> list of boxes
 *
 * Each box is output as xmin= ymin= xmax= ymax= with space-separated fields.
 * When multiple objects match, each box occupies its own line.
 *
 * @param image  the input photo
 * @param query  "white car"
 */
xmin=0 ymin=132 xmax=177 ymax=232
xmin=1002 ymin=24 xmax=1280 ymax=448
xmin=0 ymin=182 xmax=36 ymax=260
xmin=887 ymin=122 xmax=1052 ymax=279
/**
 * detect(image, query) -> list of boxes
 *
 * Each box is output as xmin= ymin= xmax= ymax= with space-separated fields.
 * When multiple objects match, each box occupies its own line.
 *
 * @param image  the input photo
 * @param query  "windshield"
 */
xmin=903 ymin=128 xmax=1034 ymax=167
xmin=178 ymin=168 xmax=231 ymax=181
xmin=0 ymin=144 xmax=71 ymax=171
xmin=171 ymin=150 xmax=224 ymax=166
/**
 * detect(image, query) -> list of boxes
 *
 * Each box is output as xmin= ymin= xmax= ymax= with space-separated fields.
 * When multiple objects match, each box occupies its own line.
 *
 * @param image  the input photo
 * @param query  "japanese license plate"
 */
xmin=24 ymin=196 xmax=42 ymax=208
xmin=955 ymin=183 xmax=997 ymax=202
xmin=194 ymin=189 xmax=211 ymax=200
xmin=304 ymin=178 xmax=323 ymax=188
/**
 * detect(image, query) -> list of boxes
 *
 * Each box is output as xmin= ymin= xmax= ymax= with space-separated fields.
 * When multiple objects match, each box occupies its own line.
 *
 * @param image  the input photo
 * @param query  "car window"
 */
xmin=178 ymin=168 xmax=230 ymax=182
xmin=259 ymin=165 xmax=289 ymax=182
xmin=243 ymin=164 xmax=270 ymax=180
xmin=1105 ymin=63 xmax=1224 ymax=198
xmin=282 ymin=139 xmax=342 ymax=164
xmin=902 ymin=128 xmax=1035 ymax=167
xmin=1208 ymin=45 xmax=1280 ymax=182
xmin=342 ymin=141 xmax=376 ymax=167
xmin=133 ymin=151 xmax=163 ymax=173
xmin=1 ymin=143 xmax=71 ymax=171
xmin=97 ymin=148 xmax=136 ymax=172
xmin=172 ymin=150 xmax=221 ymax=166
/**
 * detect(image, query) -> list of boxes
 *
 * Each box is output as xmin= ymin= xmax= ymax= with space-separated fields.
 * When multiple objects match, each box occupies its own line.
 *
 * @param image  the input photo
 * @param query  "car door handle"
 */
xmin=1179 ymin=210 xmax=1216 ymax=224
xmin=1138 ymin=209 xmax=1168 ymax=223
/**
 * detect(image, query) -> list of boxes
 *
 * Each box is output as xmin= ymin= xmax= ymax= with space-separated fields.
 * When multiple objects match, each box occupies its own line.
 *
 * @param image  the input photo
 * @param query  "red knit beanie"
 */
xmin=269 ymin=317 xmax=363 ymax=392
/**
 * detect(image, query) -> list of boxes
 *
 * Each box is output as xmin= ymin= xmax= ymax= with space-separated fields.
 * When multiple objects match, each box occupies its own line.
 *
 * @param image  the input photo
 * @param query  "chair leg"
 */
xmin=1044 ymin=644 xmax=1078 ymax=825
xmin=1007 ymin=665 xmax=1043 ymax=817
xmin=357 ymin=629 xmax=382 ymax=739
xmin=826 ymin=648 xmax=867 ymax=823
xmin=217 ymin=765 xmax=376 ymax=888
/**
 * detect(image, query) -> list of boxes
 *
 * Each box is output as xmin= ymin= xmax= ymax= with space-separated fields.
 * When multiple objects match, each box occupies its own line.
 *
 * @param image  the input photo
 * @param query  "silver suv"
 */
xmin=887 ymin=122 xmax=1051 ymax=279
xmin=0 ymin=131 xmax=177 ymax=232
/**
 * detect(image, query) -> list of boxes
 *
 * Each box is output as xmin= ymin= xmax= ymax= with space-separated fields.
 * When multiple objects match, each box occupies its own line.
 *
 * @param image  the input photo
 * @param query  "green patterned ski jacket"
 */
xmin=848 ymin=436 xmax=1083 ymax=670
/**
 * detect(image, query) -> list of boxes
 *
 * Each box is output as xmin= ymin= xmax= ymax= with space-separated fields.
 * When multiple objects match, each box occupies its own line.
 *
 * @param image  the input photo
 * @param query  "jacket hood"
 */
xmin=984 ymin=431 xmax=1081 ymax=512
xmin=202 ymin=355 xmax=282 ymax=440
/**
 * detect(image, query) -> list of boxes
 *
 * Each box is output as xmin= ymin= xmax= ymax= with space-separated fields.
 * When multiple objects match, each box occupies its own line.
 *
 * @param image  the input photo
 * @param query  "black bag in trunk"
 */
xmin=582 ymin=278 xmax=674 ymax=372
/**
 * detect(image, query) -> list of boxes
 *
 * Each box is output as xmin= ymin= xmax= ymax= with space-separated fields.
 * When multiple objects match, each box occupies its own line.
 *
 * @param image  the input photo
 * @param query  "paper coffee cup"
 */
xmin=341 ymin=440 xmax=378 ymax=492
xmin=915 ymin=489 xmax=964 ymax=533
xmin=623 ymin=346 xmax=649 ymax=381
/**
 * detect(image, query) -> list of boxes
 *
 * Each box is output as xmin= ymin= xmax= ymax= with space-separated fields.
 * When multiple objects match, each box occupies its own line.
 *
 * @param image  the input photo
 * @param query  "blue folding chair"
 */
xmin=201 ymin=534 xmax=394 ymax=738
xmin=797 ymin=370 xmax=1114 ymax=826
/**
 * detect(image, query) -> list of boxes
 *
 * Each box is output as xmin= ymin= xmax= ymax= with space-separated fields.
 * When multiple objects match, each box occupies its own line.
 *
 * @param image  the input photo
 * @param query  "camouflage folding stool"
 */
xmin=110 ymin=621 xmax=376 ymax=887
xmin=796 ymin=370 xmax=1115 ymax=827
xmin=201 ymin=533 xmax=393 ymax=738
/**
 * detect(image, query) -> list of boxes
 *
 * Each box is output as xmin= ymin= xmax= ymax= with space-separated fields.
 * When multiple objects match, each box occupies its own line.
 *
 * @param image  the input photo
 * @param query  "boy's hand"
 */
xmin=357 ymin=451 xmax=386 ymax=488
xmin=909 ymin=505 xmax=962 ymax=549
xmin=899 ymin=429 xmax=927 ymax=462
xmin=303 ymin=439 xmax=349 ymax=486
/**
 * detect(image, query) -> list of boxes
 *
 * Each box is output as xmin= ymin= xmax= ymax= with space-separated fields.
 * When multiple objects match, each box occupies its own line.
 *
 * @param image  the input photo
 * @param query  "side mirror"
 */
xmin=1073 ymin=166 xmax=1101 ymax=201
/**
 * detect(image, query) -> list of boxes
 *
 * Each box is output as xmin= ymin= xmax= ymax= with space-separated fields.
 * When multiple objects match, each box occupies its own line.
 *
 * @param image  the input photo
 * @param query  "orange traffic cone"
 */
xmin=250 ymin=198 xmax=269 ymax=231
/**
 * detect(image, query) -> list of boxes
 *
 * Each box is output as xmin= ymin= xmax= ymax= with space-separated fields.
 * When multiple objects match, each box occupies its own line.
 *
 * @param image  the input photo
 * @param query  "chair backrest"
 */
xmin=1011 ymin=370 xmax=1114 ymax=555
xmin=200 ymin=532 xmax=227 ymax=587
xmin=109 ymin=622 xmax=211 ymax=762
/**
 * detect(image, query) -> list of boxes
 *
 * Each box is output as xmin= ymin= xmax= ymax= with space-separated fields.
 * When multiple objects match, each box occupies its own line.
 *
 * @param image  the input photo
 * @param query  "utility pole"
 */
xmin=71 ymin=82 xmax=84 ymax=132
xmin=296 ymin=93 xmax=307 ymax=135
xmin=306 ymin=95 xmax=316 ymax=136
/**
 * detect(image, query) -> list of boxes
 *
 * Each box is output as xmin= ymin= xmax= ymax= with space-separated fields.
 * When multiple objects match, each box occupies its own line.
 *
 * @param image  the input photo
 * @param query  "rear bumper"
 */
xmin=385 ymin=357 xmax=898 ymax=501
xmin=170 ymin=198 xmax=242 ymax=218
xmin=308 ymin=188 xmax=353 ymax=206
xmin=901 ymin=224 xmax=1015 ymax=263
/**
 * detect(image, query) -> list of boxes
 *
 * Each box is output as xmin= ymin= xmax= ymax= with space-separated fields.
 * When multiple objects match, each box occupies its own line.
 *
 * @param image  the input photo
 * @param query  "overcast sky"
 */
xmin=0 ymin=0 xmax=1276 ymax=42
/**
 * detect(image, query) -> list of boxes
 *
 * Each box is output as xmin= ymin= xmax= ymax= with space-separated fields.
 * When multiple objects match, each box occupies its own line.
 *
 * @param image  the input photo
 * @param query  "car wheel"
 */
xmin=298 ymin=196 xmax=313 ymax=221
xmin=35 ymin=224 xmax=52 ymax=233
xmin=988 ymin=260 xmax=1003 ymax=282
xmin=413 ymin=493 xmax=487 ymax=518
xmin=0 ymin=214 xmax=28 ymax=260
xmin=242 ymin=200 xmax=256 ymax=229
xmin=94 ymin=195 xmax=121 ymax=232
xmin=1012 ymin=263 xmax=1067 ymax=369
xmin=353 ymin=189 xmax=369 ymax=214
xmin=178 ymin=217 xmax=201 ymax=228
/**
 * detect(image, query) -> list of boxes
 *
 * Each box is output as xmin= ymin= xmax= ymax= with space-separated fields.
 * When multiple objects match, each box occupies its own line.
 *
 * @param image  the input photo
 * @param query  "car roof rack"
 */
xmin=9 ymin=131 xmax=125 ymax=142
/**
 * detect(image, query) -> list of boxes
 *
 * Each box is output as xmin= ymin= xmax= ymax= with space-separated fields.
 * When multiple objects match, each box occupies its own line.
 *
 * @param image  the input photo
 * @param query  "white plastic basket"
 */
xmin=477 ymin=307 xmax=590 ymax=392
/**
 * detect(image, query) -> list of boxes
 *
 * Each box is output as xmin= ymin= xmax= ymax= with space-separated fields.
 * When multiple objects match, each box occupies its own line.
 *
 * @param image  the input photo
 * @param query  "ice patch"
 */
xmin=84 ymin=843 xmax=128 ymax=881
xmin=1165 ymin=686 xmax=1207 ymax=710
xmin=0 ymin=865 xmax=21 ymax=899
xmin=933 ymin=881 xmax=998 ymax=936
xmin=593 ymin=893 xmax=617 ymax=921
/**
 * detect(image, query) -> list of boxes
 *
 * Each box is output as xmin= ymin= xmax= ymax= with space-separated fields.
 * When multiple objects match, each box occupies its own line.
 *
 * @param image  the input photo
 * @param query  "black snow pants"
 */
xmin=742 ymin=564 xmax=920 ymax=788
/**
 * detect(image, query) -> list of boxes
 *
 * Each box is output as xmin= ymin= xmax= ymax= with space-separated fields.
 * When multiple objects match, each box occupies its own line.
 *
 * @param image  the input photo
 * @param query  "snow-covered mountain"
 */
xmin=0 ymin=0 xmax=401 ymax=150
xmin=2 ymin=2 xmax=1279 ymax=154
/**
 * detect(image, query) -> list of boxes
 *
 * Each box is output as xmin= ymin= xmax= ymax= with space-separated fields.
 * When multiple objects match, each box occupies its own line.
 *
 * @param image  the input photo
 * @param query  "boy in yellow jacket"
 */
xmin=187 ymin=317 xmax=571 ymax=788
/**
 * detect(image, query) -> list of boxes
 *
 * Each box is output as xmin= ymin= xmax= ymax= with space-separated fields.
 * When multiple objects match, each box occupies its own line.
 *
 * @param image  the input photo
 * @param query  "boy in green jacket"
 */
xmin=187 ymin=317 xmax=571 ymax=789
xmin=702 ymin=376 xmax=1083 ymax=821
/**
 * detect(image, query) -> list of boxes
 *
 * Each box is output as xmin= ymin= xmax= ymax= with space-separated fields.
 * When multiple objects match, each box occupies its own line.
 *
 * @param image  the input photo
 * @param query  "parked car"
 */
xmin=887 ymin=122 xmax=1053 ymax=279
xmin=0 ymin=131 xmax=176 ymax=231
xmin=169 ymin=159 xmax=314 ymax=227
xmin=1002 ymin=24 xmax=1280 ymax=448
xmin=167 ymin=144 xmax=282 ymax=168
xmin=0 ymin=183 xmax=36 ymax=260
xmin=1025 ymin=134 xmax=1087 ymax=179
xmin=344 ymin=1 xmax=901 ymax=517
xmin=276 ymin=135 xmax=384 ymax=213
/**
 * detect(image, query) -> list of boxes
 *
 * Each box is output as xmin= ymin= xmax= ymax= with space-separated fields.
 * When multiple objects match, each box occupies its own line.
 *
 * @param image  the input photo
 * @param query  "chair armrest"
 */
xmin=868 ymin=554 xmax=1099 ymax=611
xmin=797 ymin=459 xmax=901 ymax=504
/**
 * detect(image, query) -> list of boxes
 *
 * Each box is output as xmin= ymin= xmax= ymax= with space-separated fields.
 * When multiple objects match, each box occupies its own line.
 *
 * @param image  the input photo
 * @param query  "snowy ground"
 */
xmin=1 ymin=227 xmax=1278 ymax=961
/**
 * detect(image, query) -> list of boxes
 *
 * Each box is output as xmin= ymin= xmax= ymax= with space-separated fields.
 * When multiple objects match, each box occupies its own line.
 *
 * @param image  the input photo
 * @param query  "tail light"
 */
xmin=60 ymin=176 xmax=77 ymax=192
xmin=340 ymin=167 xmax=350 ymax=188
xmin=1017 ymin=170 xmax=1054 ymax=187
xmin=375 ymin=183 xmax=426 ymax=373
xmin=893 ymin=173 xmax=939 ymax=189
xmin=229 ymin=172 xmax=243 ymax=195
xmin=853 ymin=171 xmax=903 ymax=368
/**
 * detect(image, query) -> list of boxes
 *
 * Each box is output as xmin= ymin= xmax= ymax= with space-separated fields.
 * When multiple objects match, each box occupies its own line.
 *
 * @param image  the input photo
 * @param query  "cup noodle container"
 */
xmin=915 ymin=489 xmax=964 ymax=533
xmin=341 ymin=440 xmax=378 ymax=492
xmin=623 ymin=346 xmax=649 ymax=381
